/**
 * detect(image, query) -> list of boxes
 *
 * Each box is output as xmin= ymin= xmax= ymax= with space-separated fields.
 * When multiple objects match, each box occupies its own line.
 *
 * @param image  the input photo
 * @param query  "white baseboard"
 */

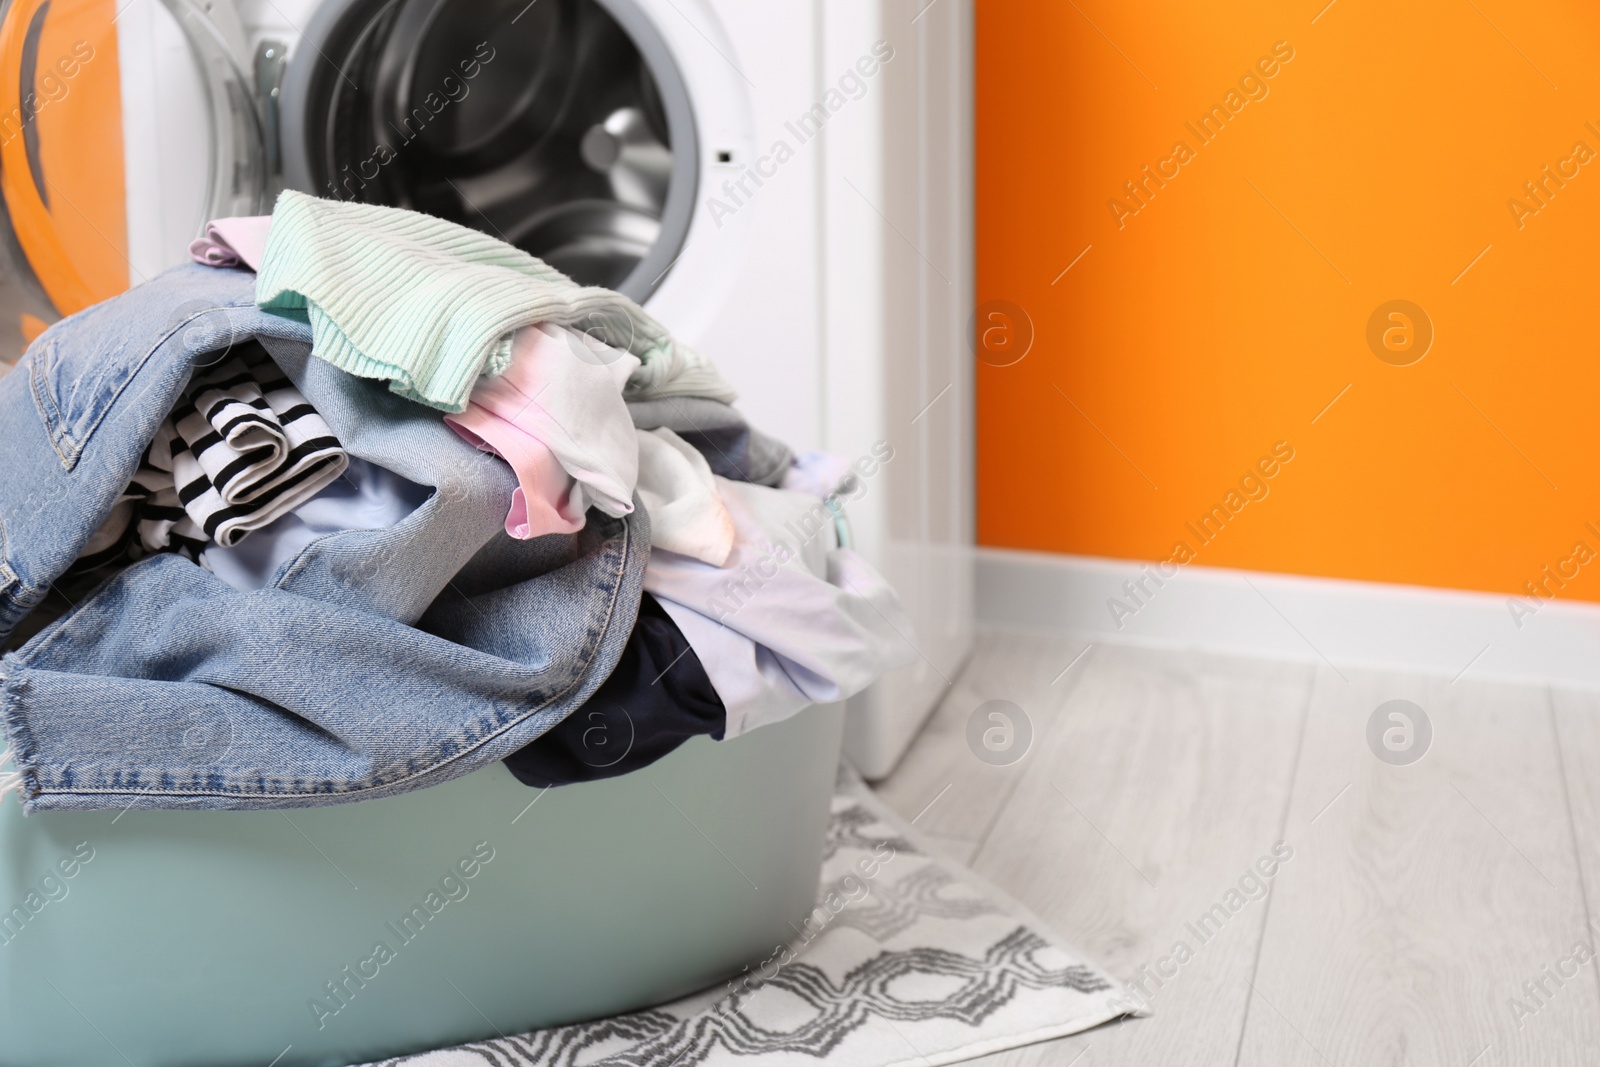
xmin=976 ymin=548 xmax=1600 ymax=690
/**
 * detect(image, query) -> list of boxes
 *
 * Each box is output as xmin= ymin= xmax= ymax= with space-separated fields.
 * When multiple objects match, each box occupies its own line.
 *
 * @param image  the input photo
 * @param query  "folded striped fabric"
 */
xmin=74 ymin=343 xmax=348 ymax=568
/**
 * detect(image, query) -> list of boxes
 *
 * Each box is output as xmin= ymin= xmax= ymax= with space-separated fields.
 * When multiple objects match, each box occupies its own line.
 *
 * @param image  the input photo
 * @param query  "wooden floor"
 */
xmin=874 ymin=630 xmax=1600 ymax=1067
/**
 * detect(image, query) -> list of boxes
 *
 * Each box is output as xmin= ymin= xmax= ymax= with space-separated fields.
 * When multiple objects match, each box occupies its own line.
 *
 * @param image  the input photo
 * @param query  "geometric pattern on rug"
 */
xmin=359 ymin=767 xmax=1140 ymax=1067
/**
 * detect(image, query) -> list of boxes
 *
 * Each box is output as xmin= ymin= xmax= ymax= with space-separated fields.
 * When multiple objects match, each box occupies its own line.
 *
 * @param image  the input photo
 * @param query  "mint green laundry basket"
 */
xmin=0 ymin=704 xmax=844 ymax=1067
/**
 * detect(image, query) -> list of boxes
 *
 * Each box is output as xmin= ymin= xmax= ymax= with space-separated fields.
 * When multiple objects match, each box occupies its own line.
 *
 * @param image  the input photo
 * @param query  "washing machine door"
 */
xmin=279 ymin=0 xmax=698 ymax=305
xmin=0 ymin=0 xmax=267 ymax=372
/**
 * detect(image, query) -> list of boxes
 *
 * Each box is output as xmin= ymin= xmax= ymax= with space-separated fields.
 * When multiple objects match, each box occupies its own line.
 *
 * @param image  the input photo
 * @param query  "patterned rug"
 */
xmin=358 ymin=768 xmax=1140 ymax=1067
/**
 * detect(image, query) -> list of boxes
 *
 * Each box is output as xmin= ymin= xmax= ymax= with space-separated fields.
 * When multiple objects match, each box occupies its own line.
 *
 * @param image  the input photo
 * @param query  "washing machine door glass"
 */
xmin=0 ymin=0 xmax=266 ymax=372
xmin=280 ymin=0 xmax=697 ymax=304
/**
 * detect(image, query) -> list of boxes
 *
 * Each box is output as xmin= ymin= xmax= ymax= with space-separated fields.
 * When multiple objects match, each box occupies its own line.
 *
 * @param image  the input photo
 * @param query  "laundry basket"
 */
xmin=0 ymin=703 xmax=844 ymax=1067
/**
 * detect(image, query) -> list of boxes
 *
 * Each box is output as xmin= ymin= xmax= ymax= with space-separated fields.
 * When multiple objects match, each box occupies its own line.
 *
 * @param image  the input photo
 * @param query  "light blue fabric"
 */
xmin=0 ymin=264 xmax=647 ymax=813
xmin=201 ymin=457 xmax=430 ymax=593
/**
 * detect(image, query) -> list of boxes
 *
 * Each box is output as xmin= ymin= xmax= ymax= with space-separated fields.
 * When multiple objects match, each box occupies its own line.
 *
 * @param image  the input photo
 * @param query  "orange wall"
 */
xmin=976 ymin=0 xmax=1600 ymax=604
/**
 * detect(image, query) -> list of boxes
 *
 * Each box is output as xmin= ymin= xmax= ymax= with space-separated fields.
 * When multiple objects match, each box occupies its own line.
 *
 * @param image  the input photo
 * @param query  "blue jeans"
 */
xmin=0 ymin=265 xmax=645 ymax=811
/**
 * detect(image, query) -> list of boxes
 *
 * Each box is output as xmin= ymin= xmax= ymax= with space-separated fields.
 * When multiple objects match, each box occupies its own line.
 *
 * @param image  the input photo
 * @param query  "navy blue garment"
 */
xmin=504 ymin=593 xmax=725 ymax=787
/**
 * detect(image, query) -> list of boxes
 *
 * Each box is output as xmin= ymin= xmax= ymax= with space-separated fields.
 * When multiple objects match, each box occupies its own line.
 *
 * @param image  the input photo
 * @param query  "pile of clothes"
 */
xmin=0 ymin=191 xmax=911 ymax=812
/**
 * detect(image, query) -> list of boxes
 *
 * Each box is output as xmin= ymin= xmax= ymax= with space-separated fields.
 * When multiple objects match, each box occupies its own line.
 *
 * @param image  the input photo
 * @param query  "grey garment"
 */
xmin=627 ymin=397 xmax=793 ymax=487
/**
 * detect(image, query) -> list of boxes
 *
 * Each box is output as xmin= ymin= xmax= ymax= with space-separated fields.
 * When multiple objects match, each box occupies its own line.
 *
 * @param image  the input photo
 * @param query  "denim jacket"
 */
xmin=0 ymin=265 xmax=646 ymax=812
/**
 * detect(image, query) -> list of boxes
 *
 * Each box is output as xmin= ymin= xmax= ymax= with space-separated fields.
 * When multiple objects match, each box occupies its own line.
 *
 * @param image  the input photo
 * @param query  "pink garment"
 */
xmin=189 ymin=216 xmax=273 ymax=271
xmin=448 ymin=420 xmax=588 ymax=539
xmin=446 ymin=324 xmax=641 ymax=541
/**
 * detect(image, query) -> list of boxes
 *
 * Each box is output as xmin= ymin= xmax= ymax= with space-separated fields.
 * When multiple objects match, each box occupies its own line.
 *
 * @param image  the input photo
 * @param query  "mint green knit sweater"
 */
xmin=255 ymin=191 xmax=736 ymax=413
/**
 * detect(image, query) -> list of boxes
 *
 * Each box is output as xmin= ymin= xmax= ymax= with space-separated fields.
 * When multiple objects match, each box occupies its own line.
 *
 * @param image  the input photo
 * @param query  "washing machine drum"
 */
xmin=280 ymin=0 xmax=698 ymax=303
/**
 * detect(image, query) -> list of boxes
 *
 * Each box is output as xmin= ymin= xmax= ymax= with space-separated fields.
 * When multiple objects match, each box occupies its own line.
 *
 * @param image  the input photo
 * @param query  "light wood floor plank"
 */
xmin=919 ymin=832 xmax=984 ymax=867
xmin=1549 ymin=688 xmax=1600 ymax=1038
xmin=1239 ymin=668 xmax=1598 ymax=1066
xmin=967 ymin=641 xmax=1315 ymax=1066
xmin=874 ymin=629 xmax=1095 ymax=847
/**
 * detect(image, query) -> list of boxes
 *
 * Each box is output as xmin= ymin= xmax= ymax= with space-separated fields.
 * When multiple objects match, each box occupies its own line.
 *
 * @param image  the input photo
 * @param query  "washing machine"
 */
xmin=0 ymin=0 xmax=973 ymax=777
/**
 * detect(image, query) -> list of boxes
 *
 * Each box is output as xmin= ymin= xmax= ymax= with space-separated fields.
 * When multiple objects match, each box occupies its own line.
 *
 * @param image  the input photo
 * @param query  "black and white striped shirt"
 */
xmin=76 ymin=343 xmax=348 ymax=568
